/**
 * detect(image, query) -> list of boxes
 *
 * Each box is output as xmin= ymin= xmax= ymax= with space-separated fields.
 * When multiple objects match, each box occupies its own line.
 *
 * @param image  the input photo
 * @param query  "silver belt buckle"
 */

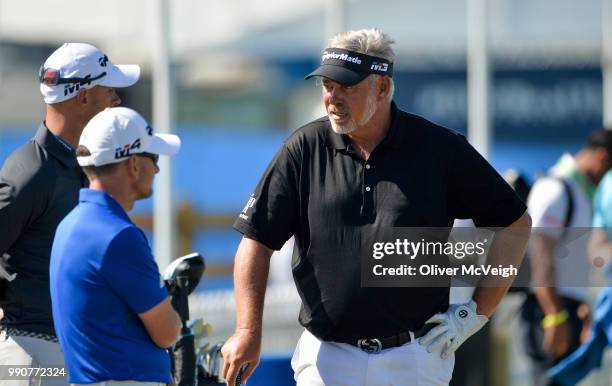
xmin=357 ymin=338 xmax=382 ymax=354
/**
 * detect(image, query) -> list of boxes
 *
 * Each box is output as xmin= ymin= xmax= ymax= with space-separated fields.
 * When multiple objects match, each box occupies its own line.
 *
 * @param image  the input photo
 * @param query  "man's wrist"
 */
xmin=471 ymin=298 xmax=492 ymax=317
xmin=541 ymin=309 xmax=569 ymax=328
xmin=236 ymin=326 xmax=262 ymax=336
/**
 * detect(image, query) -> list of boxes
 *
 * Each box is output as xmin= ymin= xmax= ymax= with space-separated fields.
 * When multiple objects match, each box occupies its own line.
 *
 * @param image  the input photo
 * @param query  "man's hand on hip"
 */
xmin=418 ymin=300 xmax=488 ymax=359
xmin=221 ymin=328 xmax=262 ymax=385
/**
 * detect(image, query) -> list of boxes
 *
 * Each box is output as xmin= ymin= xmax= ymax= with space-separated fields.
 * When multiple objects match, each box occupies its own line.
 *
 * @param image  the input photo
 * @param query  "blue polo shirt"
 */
xmin=50 ymin=189 xmax=170 ymax=384
xmin=593 ymin=171 xmax=612 ymax=281
xmin=593 ymin=171 xmax=612 ymax=229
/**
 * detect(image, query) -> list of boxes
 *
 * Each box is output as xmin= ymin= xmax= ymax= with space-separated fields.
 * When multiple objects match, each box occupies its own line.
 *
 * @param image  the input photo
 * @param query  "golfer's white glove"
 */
xmin=418 ymin=299 xmax=488 ymax=359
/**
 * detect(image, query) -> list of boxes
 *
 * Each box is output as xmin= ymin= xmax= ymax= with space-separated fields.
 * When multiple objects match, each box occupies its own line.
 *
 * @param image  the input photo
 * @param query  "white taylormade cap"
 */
xmin=39 ymin=43 xmax=140 ymax=104
xmin=77 ymin=107 xmax=181 ymax=167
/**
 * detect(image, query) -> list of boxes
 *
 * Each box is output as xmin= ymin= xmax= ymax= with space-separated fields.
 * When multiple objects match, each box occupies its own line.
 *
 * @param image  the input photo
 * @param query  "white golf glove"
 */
xmin=418 ymin=299 xmax=488 ymax=359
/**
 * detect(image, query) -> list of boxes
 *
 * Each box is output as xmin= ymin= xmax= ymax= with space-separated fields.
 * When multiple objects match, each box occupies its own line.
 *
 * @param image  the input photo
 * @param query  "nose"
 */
xmin=325 ymin=85 xmax=342 ymax=105
xmin=328 ymin=88 xmax=337 ymax=102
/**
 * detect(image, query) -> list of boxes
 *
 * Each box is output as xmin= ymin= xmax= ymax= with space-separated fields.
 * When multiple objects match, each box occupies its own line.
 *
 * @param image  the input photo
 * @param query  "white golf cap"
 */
xmin=77 ymin=107 xmax=181 ymax=167
xmin=40 ymin=43 xmax=141 ymax=104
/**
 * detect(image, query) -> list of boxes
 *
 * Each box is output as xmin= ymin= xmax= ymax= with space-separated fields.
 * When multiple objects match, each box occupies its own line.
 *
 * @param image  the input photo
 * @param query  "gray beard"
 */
xmin=329 ymin=95 xmax=377 ymax=135
xmin=330 ymin=120 xmax=358 ymax=134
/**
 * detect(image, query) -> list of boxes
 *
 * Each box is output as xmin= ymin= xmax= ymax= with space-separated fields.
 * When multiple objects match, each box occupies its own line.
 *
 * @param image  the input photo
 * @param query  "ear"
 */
xmin=75 ymin=88 xmax=88 ymax=105
xmin=377 ymin=76 xmax=390 ymax=100
xmin=127 ymin=156 xmax=140 ymax=179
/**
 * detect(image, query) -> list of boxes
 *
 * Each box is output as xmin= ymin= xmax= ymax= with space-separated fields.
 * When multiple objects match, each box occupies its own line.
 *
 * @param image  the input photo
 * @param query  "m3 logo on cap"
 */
xmin=371 ymin=61 xmax=388 ymax=72
xmin=115 ymin=138 xmax=141 ymax=159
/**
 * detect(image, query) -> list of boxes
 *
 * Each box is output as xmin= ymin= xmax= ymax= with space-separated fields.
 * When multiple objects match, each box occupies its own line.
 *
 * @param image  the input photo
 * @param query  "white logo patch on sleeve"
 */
xmin=239 ymin=195 xmax=257 ymax=220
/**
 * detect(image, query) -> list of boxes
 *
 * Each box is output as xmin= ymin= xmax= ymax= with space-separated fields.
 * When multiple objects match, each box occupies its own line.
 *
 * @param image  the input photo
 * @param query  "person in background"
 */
xmin=0 ymin=43 xmax=140 ymax=385
xmin=523 ymin=130 xmax=612 ymax=386
xmin=589 ymin=170 xmax=612 ymax=280
xmin=545 ymin=170 xmax=612 ymax=386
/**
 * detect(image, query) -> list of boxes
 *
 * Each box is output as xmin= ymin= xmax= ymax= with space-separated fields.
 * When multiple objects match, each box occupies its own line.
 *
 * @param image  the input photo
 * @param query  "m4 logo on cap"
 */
xmin=371 ymin=62 xmax=388 ymax=72
xmin=64 ymin=83 xmax=81 ymax=96
xmin=115 ymin=138 xmax=141 ymax=159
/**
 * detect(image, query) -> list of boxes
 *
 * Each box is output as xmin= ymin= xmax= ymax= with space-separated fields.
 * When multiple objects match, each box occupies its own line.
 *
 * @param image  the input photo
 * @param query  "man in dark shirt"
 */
xmin=0 ymin=43 xmax=140 ymax=383
xmin=222 ymin=28 xmax=532 ymax=386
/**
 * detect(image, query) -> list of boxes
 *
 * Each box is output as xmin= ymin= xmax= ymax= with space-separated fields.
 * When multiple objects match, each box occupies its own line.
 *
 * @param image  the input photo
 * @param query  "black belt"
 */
xmin=3 ymin=327 xmax=58 ymax=343
xmin=343 ymin=323 xmax=438 ymax=354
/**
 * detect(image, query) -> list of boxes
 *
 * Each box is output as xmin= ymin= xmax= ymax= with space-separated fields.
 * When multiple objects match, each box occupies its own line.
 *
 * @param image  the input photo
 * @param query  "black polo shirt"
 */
xmin=233 ymin=102 xmax=526 ymax=342
xmin=0 ymin=123 xmax=87 ymax=336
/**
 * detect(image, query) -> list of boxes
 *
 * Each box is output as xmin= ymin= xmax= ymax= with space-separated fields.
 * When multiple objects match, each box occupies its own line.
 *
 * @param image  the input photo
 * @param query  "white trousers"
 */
xmin=291 ymin=329 xmax=454 ymax=386
xmin=0 ymin=331 xmax=67 ymax=386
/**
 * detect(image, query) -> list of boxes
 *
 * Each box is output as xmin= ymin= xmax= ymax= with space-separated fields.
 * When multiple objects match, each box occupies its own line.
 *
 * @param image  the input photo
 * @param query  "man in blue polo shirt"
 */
xmin=50 ymin=107 xmax=181 ymax=385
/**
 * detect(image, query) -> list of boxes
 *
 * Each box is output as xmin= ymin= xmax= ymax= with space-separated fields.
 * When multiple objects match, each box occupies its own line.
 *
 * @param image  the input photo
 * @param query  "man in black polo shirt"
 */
xmin=0 ymin=43 xmax=139 ymax=384
xmin=222 ymin=28 xmax=531 ymax=386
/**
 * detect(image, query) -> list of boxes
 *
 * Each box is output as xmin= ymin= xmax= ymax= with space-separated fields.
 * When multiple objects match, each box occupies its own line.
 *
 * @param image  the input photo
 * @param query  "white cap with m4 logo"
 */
xmin=77 ymin=107 xmax=180 ymax=167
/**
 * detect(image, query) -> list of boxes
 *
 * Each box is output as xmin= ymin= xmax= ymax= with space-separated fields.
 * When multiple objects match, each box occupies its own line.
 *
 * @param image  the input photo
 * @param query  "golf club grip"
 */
xmin=235 ymin=366 xmax=244 ymax=386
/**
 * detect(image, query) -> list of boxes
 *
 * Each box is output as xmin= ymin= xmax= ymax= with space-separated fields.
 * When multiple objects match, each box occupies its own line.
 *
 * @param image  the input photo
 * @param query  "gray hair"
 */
xmin=329 ymin=28 xmax=395 ymax=62
xmin=329 ymin=28 xmax=395 ymax=101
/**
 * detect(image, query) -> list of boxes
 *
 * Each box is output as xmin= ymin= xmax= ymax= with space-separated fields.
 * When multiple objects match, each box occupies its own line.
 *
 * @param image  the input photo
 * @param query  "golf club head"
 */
xmin=163 ymin=252 xmax=206 ymax=295
xmin=189 ymin=318 xmax=212 ymax=336
xmin=200 ymin=342 xmax=224 ymax=380
xmin=189 ymin=319 xmax=212 ymax=348
xmin=196 ymin=343 xmax=210 ymax=362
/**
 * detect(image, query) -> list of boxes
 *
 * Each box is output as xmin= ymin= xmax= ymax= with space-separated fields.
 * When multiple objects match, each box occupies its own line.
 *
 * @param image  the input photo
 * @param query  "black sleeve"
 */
xmin=0 ymin=145 xmax=50 ymax=255
xmin=233 ymin=143 xmax=300 ymax=250
xmin=447 ymin=133 xmax=526 ymax=227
